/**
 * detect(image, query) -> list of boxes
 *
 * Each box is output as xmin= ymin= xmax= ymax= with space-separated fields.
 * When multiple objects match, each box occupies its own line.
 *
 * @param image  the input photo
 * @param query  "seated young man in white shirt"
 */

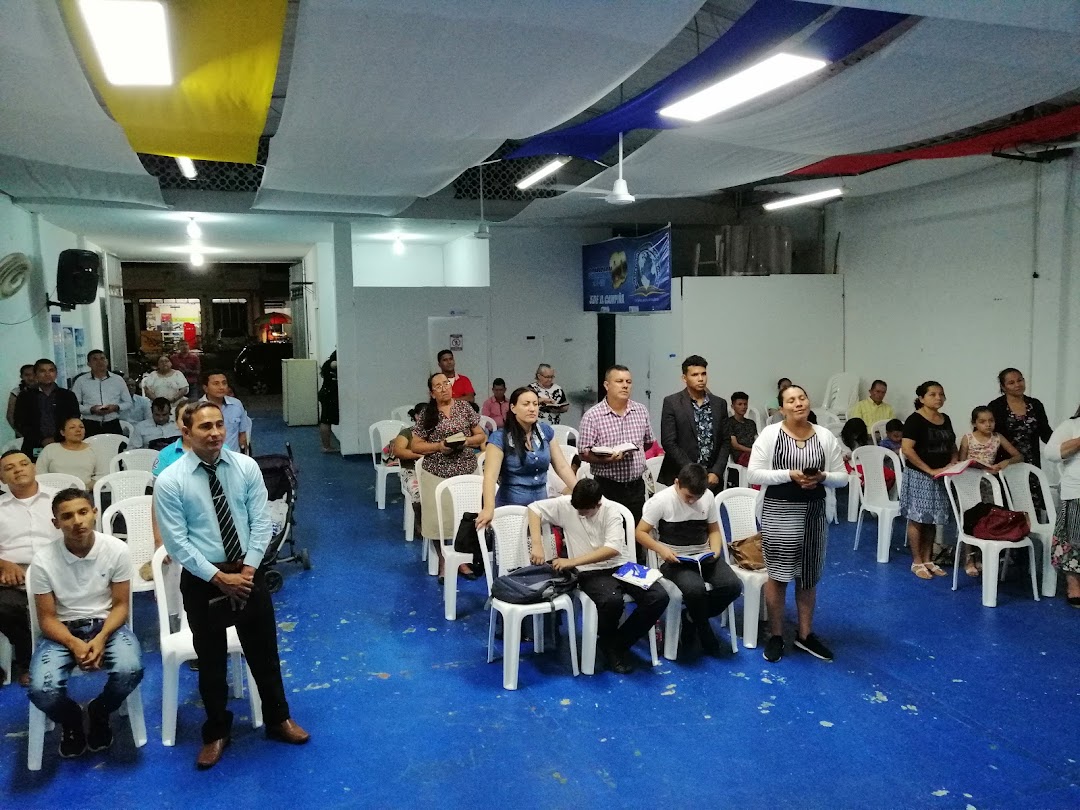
xmin=27 ymin=488 xmax=144 ymax=759
xmin=635 ymin=463 xmax=741 ymax=656
xmin=527 ymin=479 xmax=668 ymax=675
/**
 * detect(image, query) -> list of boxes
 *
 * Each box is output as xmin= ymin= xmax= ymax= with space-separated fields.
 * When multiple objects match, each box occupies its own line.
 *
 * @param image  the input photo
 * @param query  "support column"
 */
xmin=332 ymin=222 xmax=358 ymax=455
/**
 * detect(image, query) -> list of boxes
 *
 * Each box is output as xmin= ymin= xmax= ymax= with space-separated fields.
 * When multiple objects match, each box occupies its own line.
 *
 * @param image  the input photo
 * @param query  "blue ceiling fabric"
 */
xmin=507 ymin=0 xmax=909 ymax=162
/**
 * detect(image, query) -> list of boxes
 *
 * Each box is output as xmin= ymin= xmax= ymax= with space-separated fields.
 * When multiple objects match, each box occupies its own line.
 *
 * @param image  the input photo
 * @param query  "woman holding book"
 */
xmin=899 ymin=381 xmax=957 ymax=581
xmin=748 ymin=384 xmax=847 ymax=664
xmin=411 ymin=372 xmax=485 ymax=581
xmin=475 ymin=387 xmax=577 ymax=529
xmin=1046 ymin=401 xmax=1080 ymax=606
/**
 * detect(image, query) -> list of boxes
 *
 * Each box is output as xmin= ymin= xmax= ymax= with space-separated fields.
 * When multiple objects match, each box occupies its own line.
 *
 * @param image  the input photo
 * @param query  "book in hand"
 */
xmin=675 ymin=551 xmax=715 ymax=564
xmin=612 ymin=562 xmax=663 ymax=588
xmin=933 ymin=459 xmax=991 ymax=478
xmin=443 ymin=432 xmax=467 ymax=449
xmin=590 ymin=442 xmax=638 ymax=457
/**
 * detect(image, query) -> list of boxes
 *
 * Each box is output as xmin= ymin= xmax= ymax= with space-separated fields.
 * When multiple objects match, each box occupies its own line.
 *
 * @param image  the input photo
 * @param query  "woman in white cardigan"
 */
xmin=748 ymin=384 xmax=847 ymax=664
xmin=1046 ymin=402 xmax=1080 ymax=607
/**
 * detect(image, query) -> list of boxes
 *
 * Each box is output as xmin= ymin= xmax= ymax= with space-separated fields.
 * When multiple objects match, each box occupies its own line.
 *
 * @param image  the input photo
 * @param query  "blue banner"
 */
xmin=583 ymin=226 xmax=671 ymax=313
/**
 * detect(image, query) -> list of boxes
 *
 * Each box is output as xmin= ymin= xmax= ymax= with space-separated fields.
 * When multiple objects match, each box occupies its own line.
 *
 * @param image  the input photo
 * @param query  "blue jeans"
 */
xmin=28 ymin=622 xmax=144 ymax=728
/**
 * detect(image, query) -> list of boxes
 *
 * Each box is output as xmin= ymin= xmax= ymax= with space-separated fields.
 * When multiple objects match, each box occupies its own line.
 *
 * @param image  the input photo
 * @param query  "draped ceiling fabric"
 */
xmin=253 ymin=0 xmax=704 ymax=215
xmin=0 ymin=2 xmax=164 ymax=206
xmin=61 ymin=0 xmax=286 ymax=164
xmin=812 ymin=0 xmax=1080 ymax=33
xmin=513 ymin=15 xmax=1080 ymax=222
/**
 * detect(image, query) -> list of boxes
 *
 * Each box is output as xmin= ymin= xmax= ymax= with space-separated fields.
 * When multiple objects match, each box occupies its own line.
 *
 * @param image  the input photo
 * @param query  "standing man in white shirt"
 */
xmin=71 ymin=350 xmax=131 ymax=437
xmin=28 ymin=487 xmax=144 ymax=758
xmin=0 ymin=450 xmax=60 ymax=686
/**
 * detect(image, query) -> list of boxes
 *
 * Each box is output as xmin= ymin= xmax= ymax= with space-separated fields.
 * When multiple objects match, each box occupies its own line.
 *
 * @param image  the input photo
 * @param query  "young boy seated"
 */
xmin=527 ymin=479 xmax=668 ymax=674
xmin=635 ymin=463 xmax=741 ymax=656
xmin=725 ymin=391 xmax=759 ymax=471
xmin=879 ymin=419 xmax=905 ymax=453
xmin=27 ymin=488 xmax=144 ymax=759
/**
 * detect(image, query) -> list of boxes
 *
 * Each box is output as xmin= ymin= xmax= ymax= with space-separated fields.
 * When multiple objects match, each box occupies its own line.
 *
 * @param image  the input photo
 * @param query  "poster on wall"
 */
xmin=582 ymin=226 xmax=671 ymax=313
xmin=50 ymin=314 xmax=68 ymax=388
xmin=62 ymin=327 xmax=77 ymax=387
xmin=73 ymin=328 xmax=87 ymax=379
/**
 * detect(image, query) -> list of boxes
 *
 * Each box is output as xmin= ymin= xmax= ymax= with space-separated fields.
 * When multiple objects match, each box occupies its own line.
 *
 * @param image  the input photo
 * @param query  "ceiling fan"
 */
xmin=605 ymin=132 xmax=635 ymax=205
xmin=474 ymin=162 xmax=491 ymax=239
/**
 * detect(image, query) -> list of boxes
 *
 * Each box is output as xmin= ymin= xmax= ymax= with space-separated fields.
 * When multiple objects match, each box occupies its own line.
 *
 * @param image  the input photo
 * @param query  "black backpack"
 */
xmin=490 ymin=564 xmax=578 ymax=604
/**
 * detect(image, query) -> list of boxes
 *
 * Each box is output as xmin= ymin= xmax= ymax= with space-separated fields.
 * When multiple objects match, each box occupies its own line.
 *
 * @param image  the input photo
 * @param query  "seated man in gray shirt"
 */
xmin=129 ymin=397 xmax=181 ymax=449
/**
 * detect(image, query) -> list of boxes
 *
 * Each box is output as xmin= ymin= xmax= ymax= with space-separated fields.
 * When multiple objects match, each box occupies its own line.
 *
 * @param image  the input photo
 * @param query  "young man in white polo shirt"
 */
xmin=28 ymin=488 xmax=144 ymax=758
xmin=527 ymin=478 xmax=668 ymax=674
xmin=635 ymin=463 xmax=741 ymax=656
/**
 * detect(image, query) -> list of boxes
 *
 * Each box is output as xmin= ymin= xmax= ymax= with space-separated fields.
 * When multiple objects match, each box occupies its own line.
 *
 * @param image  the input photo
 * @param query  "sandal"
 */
xmin=964 ymin=559 xmax=981 ymax=577
xmin=925 ymin=562 xmax=948 ymax=577
xmin=911 ymin=562 xmax=933 ymax=580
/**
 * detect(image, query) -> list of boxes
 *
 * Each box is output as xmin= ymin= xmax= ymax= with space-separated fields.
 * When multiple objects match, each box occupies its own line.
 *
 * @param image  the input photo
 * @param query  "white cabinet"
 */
xmin=282 ymin=359 xmax=319 ymax=426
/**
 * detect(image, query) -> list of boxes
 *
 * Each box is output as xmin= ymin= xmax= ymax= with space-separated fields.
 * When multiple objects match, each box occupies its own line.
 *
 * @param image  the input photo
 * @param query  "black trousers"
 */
xmin=576 ymin=568 xmax=668 ymax=653
xmin=0 ymin=586 xmax=31 ymax=669
xmin=659 ymin=558 xmax=742 ymax=625
xmin=84 ymin=419 xmax=124 ymax=437
xmin=594 ymin=477 xmax=647 ymax=563
xmin=180 ymin=569 xmax=291 ymax=743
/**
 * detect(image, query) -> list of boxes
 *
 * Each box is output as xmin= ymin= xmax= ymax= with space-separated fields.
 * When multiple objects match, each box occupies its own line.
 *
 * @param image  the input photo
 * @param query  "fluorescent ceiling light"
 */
xmin=763 ymin=188 xmax=843 ymax=211
xmin=189 ymin=252 xmax=205 ymax=267
xmin=516 ymin=157 xmax=569 ymax=190
xmin=659 ymin=53 xmax=827 ymax=123
xmin=176 ymin=157 xmax=197 ymax=179
xmin=392 ymin=237 xmax=405 ymax=255
xmin=79 ymin=0 xmax=173 ymax=86
xmin=367 ymin=232 xmax=424 ymax=241
xmin=186 ymin=218 xmax=201 ymax=239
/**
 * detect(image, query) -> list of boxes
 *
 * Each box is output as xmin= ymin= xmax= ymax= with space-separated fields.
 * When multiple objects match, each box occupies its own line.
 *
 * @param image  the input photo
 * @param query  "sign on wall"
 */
xmin=582 ymin=226 xmax=671 ymax=313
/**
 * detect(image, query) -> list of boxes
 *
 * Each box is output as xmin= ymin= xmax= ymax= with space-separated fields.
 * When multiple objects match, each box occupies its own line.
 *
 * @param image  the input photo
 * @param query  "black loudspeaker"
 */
xmin=56 ymin=249 xmax=100 ymax=305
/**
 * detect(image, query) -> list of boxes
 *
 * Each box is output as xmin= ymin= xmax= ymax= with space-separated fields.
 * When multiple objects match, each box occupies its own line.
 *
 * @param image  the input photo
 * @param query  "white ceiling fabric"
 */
xmin=514 ymin=16 xmax=1080 ymax=221
xmin=254 ymin=0 xmax=704 ymax=214
xmin=812 ymin=0 xmax=1080 ymax=33
xmin=0 ymin=1 xmax=165 ymax=206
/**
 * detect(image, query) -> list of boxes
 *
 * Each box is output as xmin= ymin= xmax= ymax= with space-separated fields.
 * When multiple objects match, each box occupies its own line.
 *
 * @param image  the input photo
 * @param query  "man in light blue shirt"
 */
xmin=198 ymin=371 xmax=250 ymax=452
xmin=154 ymin=401 xmax=308 ymax=769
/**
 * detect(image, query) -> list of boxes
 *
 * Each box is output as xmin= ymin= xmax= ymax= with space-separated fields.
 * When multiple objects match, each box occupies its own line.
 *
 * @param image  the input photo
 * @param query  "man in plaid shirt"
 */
xmin=578 ymin=365 xmax=655 ymax=533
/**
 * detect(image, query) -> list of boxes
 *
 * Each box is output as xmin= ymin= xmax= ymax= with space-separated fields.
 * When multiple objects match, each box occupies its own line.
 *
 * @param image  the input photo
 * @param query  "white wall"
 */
xmin=353 ymin=242 xmax=444 ymax=287
xmin=831 ymin=156 xmax=1079 ymax=429
xmin=0 ymin=195 xmax=109 ymax=445
xmin=443 ymin=236 xmax=490 ymax=287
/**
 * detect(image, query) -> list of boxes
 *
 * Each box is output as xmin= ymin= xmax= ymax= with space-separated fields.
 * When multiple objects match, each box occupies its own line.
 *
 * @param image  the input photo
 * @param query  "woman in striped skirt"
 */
xmin=1046 ymin=401 xmax=1080 ymax=607
xmin=748 ymin=384 xmax=847 ymax=663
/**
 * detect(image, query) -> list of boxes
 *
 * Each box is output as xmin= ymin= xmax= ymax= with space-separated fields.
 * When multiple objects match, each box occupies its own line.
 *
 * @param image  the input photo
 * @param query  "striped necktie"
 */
xmin=200 ymin=460 xmax=244 ymax=562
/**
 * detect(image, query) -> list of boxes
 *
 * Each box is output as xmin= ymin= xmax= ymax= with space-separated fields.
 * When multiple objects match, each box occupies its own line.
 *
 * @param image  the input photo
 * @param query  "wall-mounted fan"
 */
xmin=0 ymin=252 xmax=31 ymax=299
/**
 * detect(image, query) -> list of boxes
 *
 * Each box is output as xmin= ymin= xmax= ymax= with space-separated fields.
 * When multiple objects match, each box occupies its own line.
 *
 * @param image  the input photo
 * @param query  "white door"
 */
xmin=427 ymin=316 xmax=489 ymax=399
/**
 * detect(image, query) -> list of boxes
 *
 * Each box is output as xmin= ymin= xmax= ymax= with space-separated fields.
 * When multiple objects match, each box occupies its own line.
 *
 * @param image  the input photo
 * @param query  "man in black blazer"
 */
xmin=658 ymin=355 xmax=729 ymax=490
xmin=13 ymin=359 xmax=80 ymax=457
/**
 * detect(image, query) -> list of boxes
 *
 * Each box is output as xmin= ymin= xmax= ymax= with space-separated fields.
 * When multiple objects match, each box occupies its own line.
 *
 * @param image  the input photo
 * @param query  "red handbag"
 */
xmin=963 ymin=503 xmax=1030 ymax=541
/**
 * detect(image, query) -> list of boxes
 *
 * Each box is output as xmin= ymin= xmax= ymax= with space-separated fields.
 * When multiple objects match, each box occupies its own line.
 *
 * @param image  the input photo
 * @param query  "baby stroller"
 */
xmin=256 ymin=443 xmax=311 ymax=592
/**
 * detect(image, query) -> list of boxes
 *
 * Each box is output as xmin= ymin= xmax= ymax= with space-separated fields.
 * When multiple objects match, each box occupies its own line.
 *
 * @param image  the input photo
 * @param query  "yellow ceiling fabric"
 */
xmin=62 ymin=0 xmax=286 ymax=164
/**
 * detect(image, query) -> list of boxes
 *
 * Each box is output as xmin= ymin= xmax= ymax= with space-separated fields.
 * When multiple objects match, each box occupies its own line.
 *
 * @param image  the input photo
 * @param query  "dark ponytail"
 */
xmin=422 ymin=373 xmax=442 ymax=432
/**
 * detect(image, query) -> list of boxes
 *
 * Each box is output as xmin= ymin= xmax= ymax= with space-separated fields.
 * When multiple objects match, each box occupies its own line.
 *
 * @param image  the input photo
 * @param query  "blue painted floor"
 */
xmin=2 ymin=405 xmax=1079 ymax=809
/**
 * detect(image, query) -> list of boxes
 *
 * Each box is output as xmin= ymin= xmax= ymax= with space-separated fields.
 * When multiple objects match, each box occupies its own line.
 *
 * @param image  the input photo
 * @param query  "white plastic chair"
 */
xmin=745 ymin=406 xmax=765 ymax=432
xmin=1001 ymin=463 xmax=1059 ymax=598
xmin=724 ymin=458 xmax=749 ymax=490
xmin=93 ymin=470 xmax=154 ymax=531
xmin=390 ymin=405 xmax=414 ymax=424
xmin=869 ymin=419 xmax=889 ymax=445
xmin=851 ymin=446 xmax=903 ymax=563
xmin=109 ymin=449 xmax=159 ymax=474
xmin=649 ymin=543 xmax=738 ymax=661
xmin=478 ymin=415 xmax=497 ymax=435
xmin=35 ymin=472 xmax=85 ymax=491
xmin=435 ymin=474 xmax=486 ymax=621
xmin=480 ymin=505 xmax=579 ymax=690
xmin=102 ymin=496 xmax=156 ymax=596
xmin=643 ymin=456 xmax=665 ymax=497
xmin=402 ymin=470 xmax=416 ymax=542
xmin=26 ymin=565 xmax=147 ymax=770
xmin=369 ymin=420 xmax=406 ymax=510
xmin=84 ymin=433 xmax=128 ymax=464
xmin=416 ymin=458 xmax=440 ymax=577
xmin=551 ymin=425 xmax=579 ymax=447
xmin=715 ymin=488 xmax=770 ymax=649
xmin=820 ymin=373 xmax=860 ymax=419
xmin=815 ymin=409 xmax=842 ymax=429
xmin=150 ymin=546 xmax=262 ymax=746
xmin=118 ymin=420 xmax=134 ymax=438
xmin=945 ymin=470 xmax=1039 ymax=608
xmin=0 ymin=631 xmax=12 ymax=685
xmin=578 ymin=501 xmax=660 ymax=675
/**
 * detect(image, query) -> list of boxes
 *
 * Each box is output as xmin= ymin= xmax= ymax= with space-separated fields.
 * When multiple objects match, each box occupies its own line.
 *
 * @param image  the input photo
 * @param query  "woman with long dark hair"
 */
xmin=476 ymin=387 xmax=578 ymax=528
xmin=410 ymin=373 xmax=486 ymax=579
xmin=1047 ymin=401 xmax=1080 ymax=606
xmin=748 ymin=384 xmax=847 ymax=663
xmin=899 ymin=381 xmax=957 ymax=581
xmin=987 ymin=368 xmax=1053 ymax=467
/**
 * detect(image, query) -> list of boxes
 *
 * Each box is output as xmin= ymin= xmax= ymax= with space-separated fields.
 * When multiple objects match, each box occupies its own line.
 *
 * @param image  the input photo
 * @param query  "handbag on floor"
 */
xmin=729 ymin=533 xmax=766 ymax=570
xmin=963 ymin=503 xmax=1030 ymax=542
xmin=453 ymin=512 xmax=481 ymax=554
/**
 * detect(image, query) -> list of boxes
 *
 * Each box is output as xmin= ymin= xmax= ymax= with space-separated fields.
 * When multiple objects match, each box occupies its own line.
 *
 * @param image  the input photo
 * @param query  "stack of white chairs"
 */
xmin=578 ymin=501 xmax=659 ymax=675
xmin=945 ymin=469 xmax=1039 ymax=608
xmin=851 ymin=446 xmax=903 ymax=563
xmin=26 ymin=565 xmax=147 ymax=770
xmin=820 ymin=372 xmax=860 ymax=420
xmin=480 ymin=505 xmax=579 ymax=690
